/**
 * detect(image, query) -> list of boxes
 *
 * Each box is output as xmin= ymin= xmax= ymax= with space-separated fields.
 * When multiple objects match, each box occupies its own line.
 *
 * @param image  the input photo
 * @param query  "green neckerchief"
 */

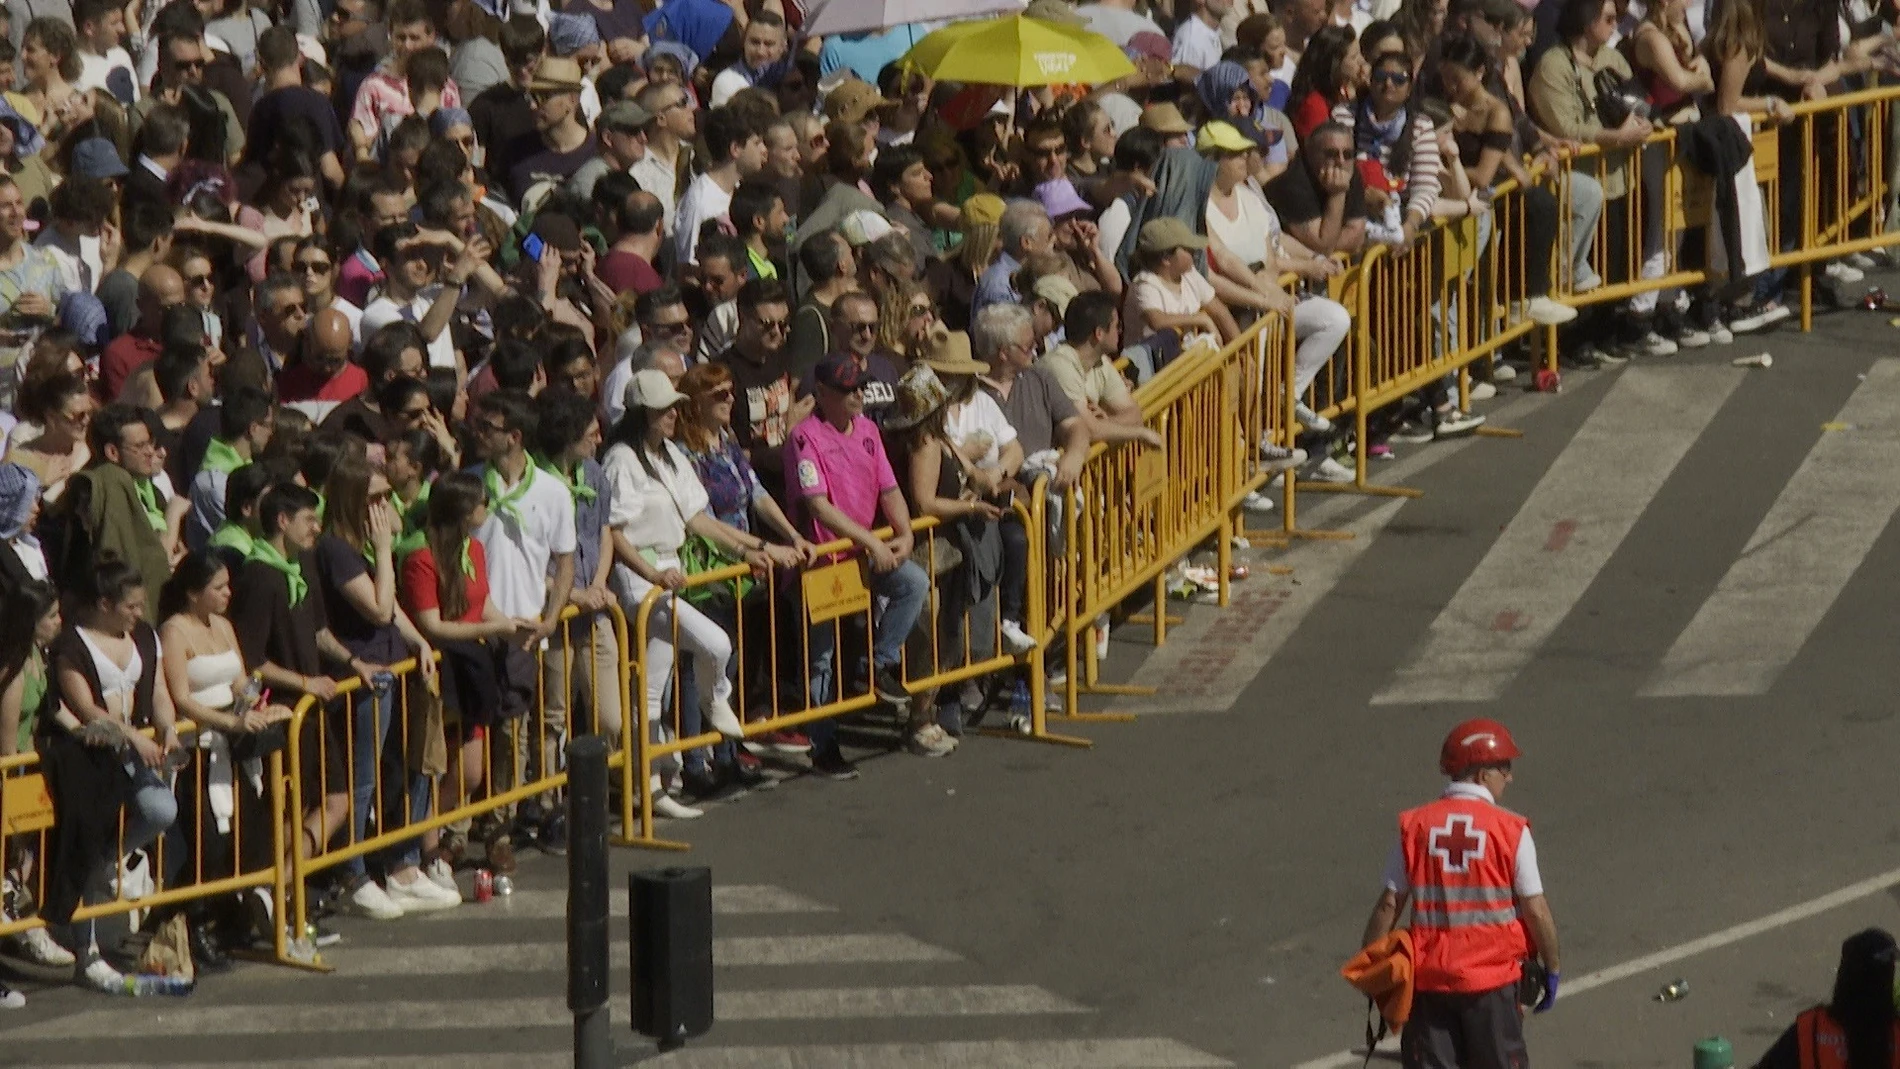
xmin=246 ymin=538 xmax=307 ymax=606
xmin=313 ymin=490 xmax=327 ymax=524
xmin=482 ymin=460 xmax=536 ymax=524
xmin=200 ymin=437 xmax=245 ymax=476
xmin=534 ymin=453 xmax=597 ymax=504
xmin=745 ymin=242 xmax=778 ymax=281
xmin=208 ymin=522 xmax=256 ymax=556
xmin=392 ymin=482 xmax=432 ymax=559
xmin=457 ymin=539 xmax=475 ymax=577
xmin=133 ymin=478 xmax=166 ymax=531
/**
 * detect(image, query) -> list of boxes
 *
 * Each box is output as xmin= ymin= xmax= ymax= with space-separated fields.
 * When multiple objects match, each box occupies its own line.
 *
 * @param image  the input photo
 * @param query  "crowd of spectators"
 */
xmin=0 ymin=0 xmax=1892 ymax=1007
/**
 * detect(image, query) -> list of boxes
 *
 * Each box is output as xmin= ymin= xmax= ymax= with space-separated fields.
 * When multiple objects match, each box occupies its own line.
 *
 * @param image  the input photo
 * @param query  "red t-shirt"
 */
xmin=277 ymin=359 xmax=370 ymax=404
xmin=597 ymin=250 xmax=663 ymax=295
xmin=98 ymin=333 xmax=161 ymax=402
xmin=400 ymin=540 xmax=490 ymax=624
xmin=1290 ymin=90 xmax=1335 ymax=139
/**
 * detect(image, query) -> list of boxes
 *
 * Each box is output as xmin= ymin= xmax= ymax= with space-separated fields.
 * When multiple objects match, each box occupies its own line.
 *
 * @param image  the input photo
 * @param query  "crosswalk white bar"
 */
xmin=413 ymin=884 xmax=836 ymax=922
xmin=1642 ymin=359 xmax=1900 ymax=697
xmin=642 ymin=1038 xmax=1235 ymax=1067
xmin=318 ymin=933 xmax=958 ymax=975
xmin=11 ymin=986 xmax=1086 ymax=1041
xmin=55 ymin=1037 xmax=1230 ymax=1069
xmin=1373 ymin=366 xmax=1744 ymax=705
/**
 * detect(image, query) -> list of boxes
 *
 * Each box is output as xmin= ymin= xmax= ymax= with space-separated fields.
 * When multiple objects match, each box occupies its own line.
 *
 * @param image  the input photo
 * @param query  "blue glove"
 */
xmin=1534 ymin=970 xmax=1560 ymax=1014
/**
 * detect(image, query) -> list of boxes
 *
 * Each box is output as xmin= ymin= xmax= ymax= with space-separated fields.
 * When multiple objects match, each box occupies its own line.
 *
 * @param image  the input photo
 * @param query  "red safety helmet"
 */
xmin=1439 ymin=719 xmax=1521 ymax=777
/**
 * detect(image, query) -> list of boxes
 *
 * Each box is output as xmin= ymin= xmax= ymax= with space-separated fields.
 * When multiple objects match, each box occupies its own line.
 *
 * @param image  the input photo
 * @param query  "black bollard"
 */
xmin=630 ymin=866 xmax=714 ymax=1051
xmin=566 ymin=736 xmax=610 ymax=1069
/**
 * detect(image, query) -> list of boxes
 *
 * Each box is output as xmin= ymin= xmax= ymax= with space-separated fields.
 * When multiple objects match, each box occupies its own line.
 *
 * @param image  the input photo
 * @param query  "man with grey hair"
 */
xmin=973 ymin=201 xmax=1052 ymax=315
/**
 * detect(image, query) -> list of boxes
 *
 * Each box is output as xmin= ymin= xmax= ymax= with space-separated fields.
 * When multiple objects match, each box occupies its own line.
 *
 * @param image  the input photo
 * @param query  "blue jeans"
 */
xmin=806 ymin=559 xmax=929 ymax=749
xmin=344 ymin=674 xmax=432 ymax=876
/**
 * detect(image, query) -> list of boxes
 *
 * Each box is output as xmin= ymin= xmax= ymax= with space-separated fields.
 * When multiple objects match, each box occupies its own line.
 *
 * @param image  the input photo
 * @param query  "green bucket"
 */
xmin=1693 ymin=1036 xmax=1734 ymax=1069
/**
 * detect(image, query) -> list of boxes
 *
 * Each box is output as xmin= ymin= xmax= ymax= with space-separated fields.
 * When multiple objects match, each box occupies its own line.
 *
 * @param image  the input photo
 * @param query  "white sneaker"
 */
xmin=1847 ymin=251 xmax=1876 ymax=270
xmin=1304 ymin=456 xmax=1354 ymax=484
xmin=1709 ymin=322 xmax=1735 ymax=345
xmin=1467 ymin=381 xmax=1498 ymax=401
xmin=700 ymin=697 xmax=744 ymax=740
xmin=1574 ymin=267 xmax=1603 ymax=294
xmin=1825 ymin=261 xmax=1865 ymax=283
xmin=15 ymin=926 xmax=75 ymax=967
xmin=1730 ymin=302 xmax=1791 ymax=333
xmin=905 ymin=723 xmax=958 ymax=757
xmin=77 ymin=957 xmax=129 ymax=995
xmin=1675 ymin=328 xmax=1711 ymax=349
xmin=1636 ymin=331 xmax=1678 ymax=357
xmin=1293 ymin=403 xmax=1333 ymax=433
xmin=1259 ymin=442 xmax=1307 ymax=469
xmin=958 ymin=681 xmax=985 ymax=715
xmin=1490 ymin=362 xmax=1517 ymax=383
xmin=1434 ymin=410 xmax=1486 ymax=438
xmin=652 ymin=794 xmax=704 ymax=820
xmin=423 ymin=857 xmax=459 ymax=896
xmin=1525 ymin=296 xmax=1579 ymax=325
xmin=385 ymin=872 xmax=459 ymax=912
xmin=1241 ymin=490 xmax=1276 ymax=512
xmin=999 ymin=619 xmax=1037 ymax=656
xmin=342 ymin=879 xmax=405 ymax=920
xmin=0 ymin=983 xmax=21 ymax=1008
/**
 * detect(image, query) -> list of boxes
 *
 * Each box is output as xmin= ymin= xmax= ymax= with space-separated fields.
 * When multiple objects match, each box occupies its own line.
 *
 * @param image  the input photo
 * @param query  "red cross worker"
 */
xmin=1361 ymin=718 xmax=1563 ymax=1069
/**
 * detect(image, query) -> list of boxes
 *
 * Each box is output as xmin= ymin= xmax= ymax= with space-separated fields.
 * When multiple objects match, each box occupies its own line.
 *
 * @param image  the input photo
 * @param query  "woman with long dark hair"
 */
xmin=0 ymin=580 xmax=75 ymax=984
xmin=315 ymin=453 xmax=454 ymax=918
xmin=1287 ymin=24 xmax=1366 ymax=137
xmin=47 ymin=555 xmax=182 ymax=994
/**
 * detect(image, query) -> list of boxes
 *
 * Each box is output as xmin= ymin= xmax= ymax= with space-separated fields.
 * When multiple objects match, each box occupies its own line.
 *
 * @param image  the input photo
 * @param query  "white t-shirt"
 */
xmin=631 ymin=152 xmax=678 ymax=232
xmin=330 ymin=294 xmax=364 ymax=346
xmin=709 ymin=66 xmax=753 ymax=107
xmin=1097 ymin=198 xmax=1133 ymax=265
xmin=1127 ymin=268 xmax=1217 ymax=330
xmin=602 ymin=439 xmax=708 ymax=561
xmin=361 ymin=289 xmax=457 ymax=369
xmin=1204 ymin=184 xmax=1278 ymax=268
xmin=472 ymin=462 xmax=580 ymax=620
xmin=1171 ymin=16 xmax=1224 ymax=71
xmin=943 ymin=391 xmax=1018 ymax=467
xmin=1078 ymin=4 xmax=1164 ymax=45
xmin=673 ymin=172 xmax=733 ymax=266
xmin=78 ymin=47 xmax=138 ymax=103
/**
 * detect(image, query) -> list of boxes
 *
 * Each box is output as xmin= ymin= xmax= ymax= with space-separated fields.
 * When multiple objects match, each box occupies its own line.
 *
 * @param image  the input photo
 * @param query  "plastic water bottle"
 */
xmin=1007 ymin=682 xmax=1032 ymax=735
xmin=127 ymin=974 xmax=194 ymax=997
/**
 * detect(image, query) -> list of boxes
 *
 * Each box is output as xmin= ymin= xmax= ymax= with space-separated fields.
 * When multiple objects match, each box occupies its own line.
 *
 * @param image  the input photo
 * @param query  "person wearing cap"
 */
xmin=822 ymin=76 xmax=896 ymax=140
xmin=348 ymin=0 xmax=464 ymax=151
xmin=709 ymin=9 xmax=788 ymax=108
xmin=1126 ymin=216 xmax=1240 ymax=350
xmin=246 ymin=26 xmax=348 ymax=190
xmin=1752 ymin=929 xmax=1900 ymax=1069
xmin=506 ymin=55 xmax=596 ymax=206
xmin=0 ymin=460 xmax=46 ymax=594
xmin=945 ymin=193 xmax=1005 ymax=332
xmin=1264 ymin=120 xmax=1369 ymax=258
xmin=1362 ymin=719 xmax=1560 ymax=1069
xmin=783 ymin=350 xmax=929 ymax=778
xmin=1139 ymin=102 xmax=1193 ymax=150
xmin=674 ymin=106 xmax=767 ymax=266
xmin=1037 ymin=177 xmax=1123 ymax=298
xmin=565 ymin=97 xmax=651 ymax=201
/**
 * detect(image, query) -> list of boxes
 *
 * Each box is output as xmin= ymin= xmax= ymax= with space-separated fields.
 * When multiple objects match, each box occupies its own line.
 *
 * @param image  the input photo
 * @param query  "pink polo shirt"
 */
xmin=782 ymin=413 xmax=897 ymax=546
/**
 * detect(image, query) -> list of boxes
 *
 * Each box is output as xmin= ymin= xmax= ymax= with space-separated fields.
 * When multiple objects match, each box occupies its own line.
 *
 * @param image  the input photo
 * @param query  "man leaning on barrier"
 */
xmin=784 ymin=353 xmax=929 ymax=782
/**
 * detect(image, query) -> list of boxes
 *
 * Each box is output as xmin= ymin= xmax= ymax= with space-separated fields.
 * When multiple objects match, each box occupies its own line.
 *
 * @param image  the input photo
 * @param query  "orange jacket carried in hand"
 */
xmin=1341 ymin=929 xmax=1415 ymax=1031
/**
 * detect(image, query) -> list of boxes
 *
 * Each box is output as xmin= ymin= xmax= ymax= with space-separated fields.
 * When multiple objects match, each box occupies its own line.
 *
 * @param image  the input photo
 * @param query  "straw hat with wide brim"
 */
xmin=919 ymin=327 xmax=990 ymax=376
xmin=527 ymin=56 xmax=586 ymax=94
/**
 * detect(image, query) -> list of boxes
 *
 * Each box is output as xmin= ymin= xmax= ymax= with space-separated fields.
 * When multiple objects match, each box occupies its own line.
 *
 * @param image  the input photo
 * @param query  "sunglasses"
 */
xmin=846 ymin=320 xmax=878 ymax=334
xmin=186 ymin=273 xmax=214 ymax=287
xmin=651 ymin=320 xmax=692 ymax=336
xmin=170 ymin=57 xmax=206 ymax=71
xmin=1371 ymin=69 xmax=1411 ymax=87
xmin=276 ymin=302 xmax=309 ymax=317
xmin=756 ymin=318 xmax=791 ymax=333
xmin=294 ymin=260 xmax=332 ymax=275
xmin=907 ymin=305 xmax=933 ymax=318
xmin=709 ymin=386 xmax=734 ymax=401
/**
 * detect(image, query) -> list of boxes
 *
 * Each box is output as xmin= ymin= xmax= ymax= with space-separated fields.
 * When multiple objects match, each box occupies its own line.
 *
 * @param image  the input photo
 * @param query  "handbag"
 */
xmin=679 ymin=532 xmax=755 ymax=607
xmin=1592 ymin=67 xmax=1651 ymax=130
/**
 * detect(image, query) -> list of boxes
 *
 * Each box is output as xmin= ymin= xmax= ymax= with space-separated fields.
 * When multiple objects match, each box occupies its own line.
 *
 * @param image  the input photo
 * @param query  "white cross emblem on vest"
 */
xmin=1429 ymin=814 xmax=1488 ymax=874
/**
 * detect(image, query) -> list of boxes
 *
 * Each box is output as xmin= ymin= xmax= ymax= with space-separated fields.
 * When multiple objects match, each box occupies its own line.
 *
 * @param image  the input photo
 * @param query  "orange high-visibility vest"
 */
xmin=1794 ymin=1006 xmax=1900 ymax=1068
xmin=1400 ymin=795 xmax=1530 ymax=993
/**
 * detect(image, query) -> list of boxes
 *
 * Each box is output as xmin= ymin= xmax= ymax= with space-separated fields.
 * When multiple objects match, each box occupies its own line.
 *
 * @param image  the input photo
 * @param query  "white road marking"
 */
xmin=11 ymin=985 xmax=1088 ymax=1041
xmin=1373 ymin=366 xmax=1743 ymax=705
xmin=1291 ymin=863 xmax=1900 ymax=1069
xmin=412 ymin=883 xmax=835 ymax=921
xmin=1642 ymin=358 xmax=1900 ymax=696
xmin=318 ymin=933 xmax=957 ymax=974
xmin=59 ymin=1038 xmax=1230 ymax=1069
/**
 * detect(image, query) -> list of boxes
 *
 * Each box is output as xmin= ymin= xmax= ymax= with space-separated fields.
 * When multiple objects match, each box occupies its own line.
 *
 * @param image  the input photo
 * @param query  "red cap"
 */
xmin=1439 ymin=719 xmax=1521 ymax=777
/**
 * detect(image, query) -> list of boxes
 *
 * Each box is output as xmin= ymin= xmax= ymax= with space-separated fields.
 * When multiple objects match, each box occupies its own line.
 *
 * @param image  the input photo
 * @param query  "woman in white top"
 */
xmin=157 ymin=550 xmax=292 ymax=970
xmin=49 ymin=556 xmax=182 ymax=995
xmin=603 ymin=370 xmax=801 ymax=820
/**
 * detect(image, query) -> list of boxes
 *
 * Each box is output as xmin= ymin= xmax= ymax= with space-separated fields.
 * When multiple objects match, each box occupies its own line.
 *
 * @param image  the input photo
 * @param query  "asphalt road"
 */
xmin=10 ymin=284 xmax=1900 ymax=1068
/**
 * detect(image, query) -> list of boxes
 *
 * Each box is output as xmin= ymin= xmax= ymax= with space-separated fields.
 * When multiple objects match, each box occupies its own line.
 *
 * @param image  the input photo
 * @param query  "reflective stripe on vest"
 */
xmin=1794 ymin=1006 xmax=1900 ymax=1069
xmin=1399 ymin=796 xmax=1531 ymax=995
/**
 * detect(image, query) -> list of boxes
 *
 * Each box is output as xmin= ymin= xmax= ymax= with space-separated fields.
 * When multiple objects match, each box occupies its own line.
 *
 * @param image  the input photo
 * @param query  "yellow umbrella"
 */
xmin=898 ymin=14 xmax=1135 ymax=87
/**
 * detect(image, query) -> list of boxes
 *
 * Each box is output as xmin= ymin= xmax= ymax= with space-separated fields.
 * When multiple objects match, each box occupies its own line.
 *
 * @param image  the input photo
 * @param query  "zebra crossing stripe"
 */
xmin=1642 ymin=359 xmax=1900 ymax=697
xmin=1373 ymin=366 xmax=1744 ymax=706
xmin=410 ymin=884 xmax=835 ymax=921
xmin=315 ymin=933 xmax=958 ymax=974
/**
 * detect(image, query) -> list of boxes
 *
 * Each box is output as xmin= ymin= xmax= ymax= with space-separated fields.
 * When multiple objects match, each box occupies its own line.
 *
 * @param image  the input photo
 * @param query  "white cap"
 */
xmin=624 ymin=368 xmax=687 ymax=412
xmin=840 ymin=209 xmax=894 ymax=247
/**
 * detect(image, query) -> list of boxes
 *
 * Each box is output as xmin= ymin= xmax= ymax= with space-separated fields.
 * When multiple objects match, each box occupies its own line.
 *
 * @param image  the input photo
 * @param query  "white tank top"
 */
xmin=77 ymin=627 xmax=143 ymax=722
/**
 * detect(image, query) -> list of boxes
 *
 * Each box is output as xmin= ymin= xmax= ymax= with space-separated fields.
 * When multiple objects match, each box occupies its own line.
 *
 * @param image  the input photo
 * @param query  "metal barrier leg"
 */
xmin=977 ymin=644 xmax=1092 ymax=748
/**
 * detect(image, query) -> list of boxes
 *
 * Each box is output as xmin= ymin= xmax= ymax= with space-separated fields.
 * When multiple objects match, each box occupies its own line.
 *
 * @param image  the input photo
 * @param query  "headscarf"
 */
xmin=0 ymin=462 xmax=38 ymax=540
xmin=547 ymin=12 xmax=603 ymax=56
xmin=1196 ymin=61 xmax=1256 ymax=122
xmin=641 ymin=40 xmax=700 ymax=79
xmin=429 ymin=107 xmax=474 ymax=139
xmin=0 ymin=98 xmax=44 ymax=159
